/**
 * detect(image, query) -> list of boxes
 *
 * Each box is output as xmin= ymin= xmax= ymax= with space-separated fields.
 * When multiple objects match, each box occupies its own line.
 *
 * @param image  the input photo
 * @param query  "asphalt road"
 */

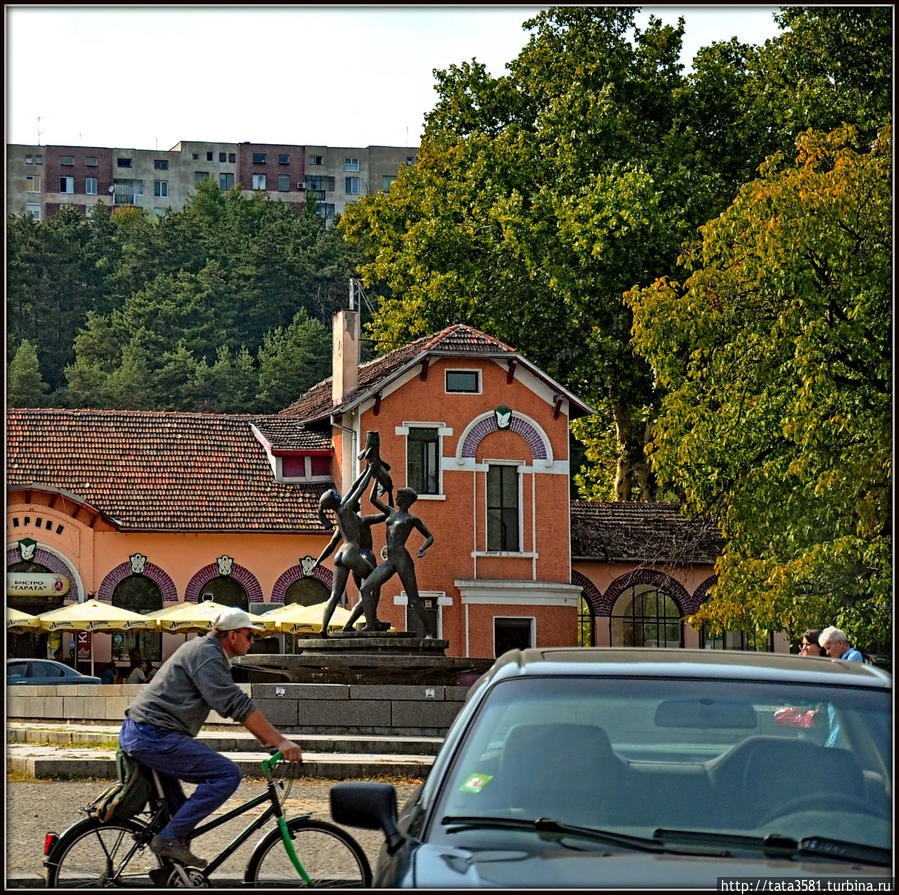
xmin=6 ymin=775 xmax=421 ymax=887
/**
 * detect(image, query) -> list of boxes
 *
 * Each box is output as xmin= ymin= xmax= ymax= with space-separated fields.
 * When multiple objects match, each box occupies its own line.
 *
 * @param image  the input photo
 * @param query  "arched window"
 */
xmin=610 ymin=585 xmax=682 ymax=648
xmin=577 ymin=594 xmax=594 ymax=647
xmin=284 ymin=577 xmax=330 ymax=607
xmin=112 ymin=576 xmax=163 ymax=662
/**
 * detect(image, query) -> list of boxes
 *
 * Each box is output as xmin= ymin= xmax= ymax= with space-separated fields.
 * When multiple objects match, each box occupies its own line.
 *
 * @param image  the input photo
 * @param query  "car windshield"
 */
xmin=434 ymin=676 xmax=892 ymax=853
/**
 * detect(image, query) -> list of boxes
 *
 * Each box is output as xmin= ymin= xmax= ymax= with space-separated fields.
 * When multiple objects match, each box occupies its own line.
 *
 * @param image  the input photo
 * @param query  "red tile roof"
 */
xmin=6 ymin=409 xmax=330 ymax=532
xmin=571 ymin=500 xmax=723 ymax=565
xmin=279 ymin=323 xmax=592 ymax=420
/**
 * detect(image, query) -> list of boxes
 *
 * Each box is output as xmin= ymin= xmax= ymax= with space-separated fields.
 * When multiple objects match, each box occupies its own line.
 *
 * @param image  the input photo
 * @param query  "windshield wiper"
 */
xmin=442 ymin=815 xmax=674 ymax=853
xmin=653 ymin=829 xmax=891 ymax=867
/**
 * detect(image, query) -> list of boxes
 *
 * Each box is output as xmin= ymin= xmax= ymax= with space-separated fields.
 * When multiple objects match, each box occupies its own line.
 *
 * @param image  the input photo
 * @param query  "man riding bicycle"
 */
xmin=118 ymin=607 xmax=302 ymax=867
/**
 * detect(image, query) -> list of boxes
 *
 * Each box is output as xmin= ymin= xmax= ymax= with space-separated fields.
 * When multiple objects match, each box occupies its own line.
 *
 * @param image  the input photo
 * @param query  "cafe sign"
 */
xmin=6 ymin=572 xmax=70 ymax=597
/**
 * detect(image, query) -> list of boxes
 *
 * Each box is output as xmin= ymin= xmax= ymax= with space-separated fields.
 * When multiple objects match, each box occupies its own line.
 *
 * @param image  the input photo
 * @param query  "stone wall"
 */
xmin=5 ymin=682 xmax=469 ymax=737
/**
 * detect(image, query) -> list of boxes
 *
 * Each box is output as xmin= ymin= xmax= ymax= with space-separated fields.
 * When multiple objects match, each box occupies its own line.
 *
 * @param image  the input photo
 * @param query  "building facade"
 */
xmin=6 ymin=312 xmax=784 ymax=669
xmin=7 ymin=140 xmax=418 ymax=222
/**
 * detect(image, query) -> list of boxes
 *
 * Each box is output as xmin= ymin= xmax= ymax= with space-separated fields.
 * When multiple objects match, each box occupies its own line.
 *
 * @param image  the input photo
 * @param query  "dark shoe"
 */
xmin=149 ymin=834 xmax=207 ymax=868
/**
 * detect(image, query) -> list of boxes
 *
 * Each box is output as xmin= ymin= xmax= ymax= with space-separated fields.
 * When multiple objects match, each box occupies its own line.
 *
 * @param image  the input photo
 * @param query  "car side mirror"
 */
xmin=330 ymin=782 xmax=405 ymax=854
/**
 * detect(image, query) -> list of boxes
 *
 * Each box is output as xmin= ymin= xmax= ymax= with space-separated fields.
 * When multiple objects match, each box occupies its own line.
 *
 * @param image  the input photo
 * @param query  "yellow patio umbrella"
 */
xmin=268 ymin=601 xmax=366 ymax=635
xmin=7 ymin=607 xmax=41 ymax=633
xmin=145 ymin=599 xmax=234 ymax=634
xmin=35 ymin=598 xmax=155 ymax=675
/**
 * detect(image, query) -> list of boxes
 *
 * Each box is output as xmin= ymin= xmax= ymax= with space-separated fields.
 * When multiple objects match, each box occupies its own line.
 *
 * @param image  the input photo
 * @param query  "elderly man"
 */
xmin=119 ymin=607 xmax=302 ymax=867
xmin=818 ymin=626 xmax=864 ymax=662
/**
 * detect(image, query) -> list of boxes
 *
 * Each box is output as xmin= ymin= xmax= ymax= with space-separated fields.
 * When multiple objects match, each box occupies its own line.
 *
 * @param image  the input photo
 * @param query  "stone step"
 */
xmin=6 ymin=742 xmax=434 ymax=781
xmin=6 ymin=721 xmax=444 ymax=756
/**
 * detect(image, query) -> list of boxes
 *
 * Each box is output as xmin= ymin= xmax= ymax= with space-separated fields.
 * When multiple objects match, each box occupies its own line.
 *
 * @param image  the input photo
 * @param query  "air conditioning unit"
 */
xmin=297 ymin=182 xmax=306 ymax=190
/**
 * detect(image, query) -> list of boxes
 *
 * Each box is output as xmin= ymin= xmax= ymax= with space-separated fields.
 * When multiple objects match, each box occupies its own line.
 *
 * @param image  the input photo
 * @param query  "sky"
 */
xmin=5 ymin=5 xmax=783 ymax=151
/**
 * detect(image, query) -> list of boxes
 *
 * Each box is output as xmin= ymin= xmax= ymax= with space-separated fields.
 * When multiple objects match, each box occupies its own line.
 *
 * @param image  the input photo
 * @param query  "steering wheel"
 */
xmin=759 ymin=793 xmax=888 ymax=826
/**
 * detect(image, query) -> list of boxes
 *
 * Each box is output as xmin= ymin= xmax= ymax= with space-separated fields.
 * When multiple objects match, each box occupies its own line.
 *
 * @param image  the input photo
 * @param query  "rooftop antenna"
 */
xmin=37 ymin=116 xmax=42 ymax=147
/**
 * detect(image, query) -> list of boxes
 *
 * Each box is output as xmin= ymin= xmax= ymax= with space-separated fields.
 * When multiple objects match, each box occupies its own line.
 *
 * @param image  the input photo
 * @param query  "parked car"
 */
xmin=7 ymin=659 xmax=101 ymax=685
xmin=332 ymin=648 xmax=892 ymax=887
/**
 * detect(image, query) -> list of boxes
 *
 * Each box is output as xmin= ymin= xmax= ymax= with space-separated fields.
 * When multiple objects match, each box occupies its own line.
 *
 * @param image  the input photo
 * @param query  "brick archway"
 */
xmin=6 ymin=544 xmax=83 ymax=603
xmin=689 ymin=575 xmax=717 ymax=614
xmin=271 ymin=563 xmax=334 ymax=604
xmin=571 ymin=569 xmax=603 ymax=614
xmin=98 ymin=561 xmax=178 ymax=604
xmin=597 ymin=569 xmax=692 ymax=618
xmin=185 ymin=563 xmax=264 ymax=604
xmin=458 ymin=412 xmax=551 ymax=462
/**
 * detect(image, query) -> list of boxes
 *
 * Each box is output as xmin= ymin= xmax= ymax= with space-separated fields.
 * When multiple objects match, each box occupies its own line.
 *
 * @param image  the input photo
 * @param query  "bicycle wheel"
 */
xmin=46 ymin=816 xmax=161 ymax=888
xmin=244 ymin=817 xmax=372 ymax=888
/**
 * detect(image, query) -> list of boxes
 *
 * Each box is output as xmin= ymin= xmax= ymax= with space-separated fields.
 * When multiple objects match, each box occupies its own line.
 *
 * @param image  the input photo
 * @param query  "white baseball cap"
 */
xmin=213 ymin=607 xmax=264 ymax=632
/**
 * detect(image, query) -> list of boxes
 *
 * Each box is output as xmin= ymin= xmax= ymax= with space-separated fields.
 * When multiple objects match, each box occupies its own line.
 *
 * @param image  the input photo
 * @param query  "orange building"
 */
xmin=7 ymin=312 xmax=774 ymax=667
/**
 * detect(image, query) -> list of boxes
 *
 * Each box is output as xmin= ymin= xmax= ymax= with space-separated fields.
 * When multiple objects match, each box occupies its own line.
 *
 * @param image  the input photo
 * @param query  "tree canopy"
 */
xmin=7 ymin=181 xmax=360 ymax=412
xmin=625 ymin=124 xmax=891 ymax=654
xmin=340 ymin=5 xmax=892 ymax=500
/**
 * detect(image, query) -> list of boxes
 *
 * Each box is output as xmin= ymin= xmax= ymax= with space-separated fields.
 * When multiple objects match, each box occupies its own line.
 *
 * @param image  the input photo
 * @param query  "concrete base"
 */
xmin=234 ymin=636 xmax=492 ymax=685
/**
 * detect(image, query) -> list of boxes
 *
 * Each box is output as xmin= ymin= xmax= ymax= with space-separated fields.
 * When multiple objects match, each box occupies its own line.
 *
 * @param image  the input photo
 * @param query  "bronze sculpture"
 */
xmin=316 ymin=430 xmax=436 ymax=637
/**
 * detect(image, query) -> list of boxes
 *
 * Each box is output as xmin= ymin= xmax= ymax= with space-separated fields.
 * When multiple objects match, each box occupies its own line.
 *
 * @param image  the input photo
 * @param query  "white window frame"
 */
xmin=484 ymin=461 xmax=523 ymax=554
xmin=59 ymin=176 xmax=74 ymax=194
xmin=397 ymin=422 xmax=450 ymax=499
xmin=154 ymin=180 xmax=168 ymax=198
xmin=60 ymin=155 xmax=75 ymax=166
xmin=26 ymin=174 xmax=41 ymax=192
xmin=85 ymin=177 xmax=98 ymax=195
xmin=344 ymin=157 xmax=360 ymax=172
xmin=493 ymin=616 xmax=535 ymax=656
xmin=393 ymin=590 xmax=450 ymax=638
xmin=252 ymin=173 xmax=267 ymax=190
xmin=445 ymin=368 xmax=481 ymax=394
xmin=345 ymin=176 xmax=361 ymax=195
xmin=25 ymin=203 xmax=41 ymax=221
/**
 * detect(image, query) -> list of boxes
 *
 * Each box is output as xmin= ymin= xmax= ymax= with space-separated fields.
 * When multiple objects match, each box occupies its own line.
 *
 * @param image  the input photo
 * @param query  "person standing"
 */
xmin=118 ymin=607 xmax=303 ymax=867
xmin=798 ymin=630 xmax=824 ymax=656
xmin=818 ymin=626 xmax=864 ymax=661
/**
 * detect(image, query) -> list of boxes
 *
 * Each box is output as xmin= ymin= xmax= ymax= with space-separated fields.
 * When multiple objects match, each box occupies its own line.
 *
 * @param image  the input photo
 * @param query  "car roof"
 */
xmin=483 ymin=648 xmax=892 ymax=689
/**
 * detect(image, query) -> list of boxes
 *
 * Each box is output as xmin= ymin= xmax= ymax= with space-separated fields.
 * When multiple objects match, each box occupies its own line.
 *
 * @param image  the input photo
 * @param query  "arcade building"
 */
xmin=6 ymin=311 xmax=785 ymax=669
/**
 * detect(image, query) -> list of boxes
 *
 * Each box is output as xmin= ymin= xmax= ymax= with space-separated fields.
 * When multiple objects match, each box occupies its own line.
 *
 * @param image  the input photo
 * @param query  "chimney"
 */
xmin=332 ymin=309 xmax=360 ymax=405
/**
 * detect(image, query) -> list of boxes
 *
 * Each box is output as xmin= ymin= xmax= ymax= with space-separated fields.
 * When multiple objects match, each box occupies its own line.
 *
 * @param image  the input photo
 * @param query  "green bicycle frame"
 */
xmin=261 ymin=751 xmax=313 ymax=885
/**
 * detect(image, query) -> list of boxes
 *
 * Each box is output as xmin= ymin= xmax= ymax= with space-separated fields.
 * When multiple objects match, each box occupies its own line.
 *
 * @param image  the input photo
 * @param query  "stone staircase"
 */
xmin=6 ymin=721 xmax=441 ymax=780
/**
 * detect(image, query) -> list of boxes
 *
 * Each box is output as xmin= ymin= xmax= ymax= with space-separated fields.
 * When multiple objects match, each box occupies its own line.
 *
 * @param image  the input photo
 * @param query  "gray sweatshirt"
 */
xmin=125 ymin=632 xmax=256 ymax=736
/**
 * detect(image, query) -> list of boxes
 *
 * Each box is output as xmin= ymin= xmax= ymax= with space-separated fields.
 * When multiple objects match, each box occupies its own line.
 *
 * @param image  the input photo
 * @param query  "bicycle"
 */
xmin=43 ymin=751 xmax=372 ymax=888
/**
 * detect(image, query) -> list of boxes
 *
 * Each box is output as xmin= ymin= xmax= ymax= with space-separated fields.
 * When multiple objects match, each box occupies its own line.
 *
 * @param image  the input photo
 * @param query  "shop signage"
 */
xmin=6 ymin=572 xmax=70 ymax=596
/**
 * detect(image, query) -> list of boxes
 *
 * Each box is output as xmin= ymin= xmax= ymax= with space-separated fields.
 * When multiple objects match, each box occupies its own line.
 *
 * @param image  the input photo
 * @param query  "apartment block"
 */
xmin=7 ymin=139 xmax=418 ymax=222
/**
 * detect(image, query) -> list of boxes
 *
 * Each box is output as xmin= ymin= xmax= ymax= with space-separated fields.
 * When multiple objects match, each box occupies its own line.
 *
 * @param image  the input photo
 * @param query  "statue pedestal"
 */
xmin=234 ymin=633 xmax=492 ymax=685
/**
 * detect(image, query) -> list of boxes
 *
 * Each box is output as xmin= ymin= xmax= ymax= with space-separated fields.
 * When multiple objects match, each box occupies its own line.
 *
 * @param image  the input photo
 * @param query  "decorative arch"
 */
xmin=458 ymin=412 xmax=551 ymax=462
xmin=185 ymin=562 xmax=264 ymax=604
xmin=98 ymin=561 xmax=178 ymax=604
xmin=6 ymin=543 xmax=84 ymax=603
xmin=271 ymin=563 xmax=334 ymax=604
xmin=689 ymin=575 xmax=718 ymax=615
xmin=571 ymin=569 xmax=603 ymax=615
xmin=597 ymin=569 xmax=692 ymax=618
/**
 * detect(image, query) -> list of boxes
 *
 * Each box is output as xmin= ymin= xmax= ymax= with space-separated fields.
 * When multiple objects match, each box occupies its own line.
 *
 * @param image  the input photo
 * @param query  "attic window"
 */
xmin=281 ymin=454 xmax=331 ymax=480
xmin=446 ymin=370 xmax=480 ymax=393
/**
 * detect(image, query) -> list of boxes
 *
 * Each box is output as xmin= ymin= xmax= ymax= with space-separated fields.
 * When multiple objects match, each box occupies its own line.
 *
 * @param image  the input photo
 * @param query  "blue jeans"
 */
xmin=119 ymin=717 xmax=241 ymax=840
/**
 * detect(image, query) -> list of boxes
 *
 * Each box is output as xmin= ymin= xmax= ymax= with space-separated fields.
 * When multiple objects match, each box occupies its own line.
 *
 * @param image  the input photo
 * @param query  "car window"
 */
xmin=7 ymin=662 xmax=27 ymax=680
xmin=33 ymin=661 xmax=67 ymax=680
xmin=434 ymin=676 xmax=891 ymax=850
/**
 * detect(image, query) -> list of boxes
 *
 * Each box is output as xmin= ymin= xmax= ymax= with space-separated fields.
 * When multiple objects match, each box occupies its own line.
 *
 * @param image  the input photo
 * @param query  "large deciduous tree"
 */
xmin=625 ymin=124 xmax=891 ymax=654
xmin=340 ymin=5 xmax=891 ymax=501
